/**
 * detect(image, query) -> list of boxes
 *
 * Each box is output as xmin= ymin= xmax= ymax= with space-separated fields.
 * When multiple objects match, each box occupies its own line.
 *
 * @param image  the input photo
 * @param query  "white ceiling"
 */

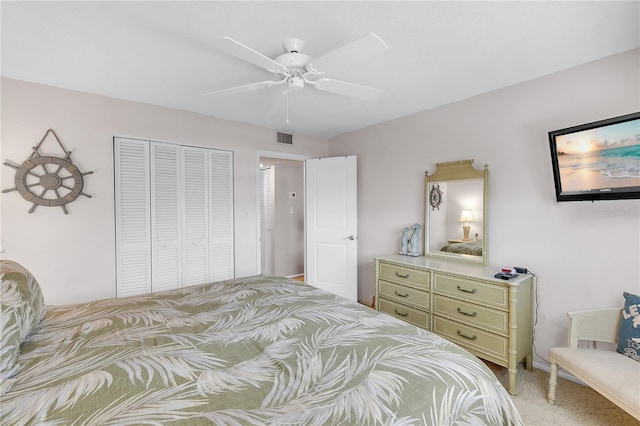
xmin=2 ymin=1 xmax=638 ymax=138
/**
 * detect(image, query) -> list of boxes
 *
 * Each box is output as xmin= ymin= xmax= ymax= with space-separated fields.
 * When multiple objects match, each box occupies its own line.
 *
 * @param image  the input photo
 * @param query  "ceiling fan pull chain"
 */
xmin=286 ymin=93 xmax=290 ymax=124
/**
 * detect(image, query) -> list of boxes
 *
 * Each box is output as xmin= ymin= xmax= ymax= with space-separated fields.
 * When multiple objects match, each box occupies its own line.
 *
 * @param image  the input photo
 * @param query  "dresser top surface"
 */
xmin=375 ymin=254 xmax=532 ymax=285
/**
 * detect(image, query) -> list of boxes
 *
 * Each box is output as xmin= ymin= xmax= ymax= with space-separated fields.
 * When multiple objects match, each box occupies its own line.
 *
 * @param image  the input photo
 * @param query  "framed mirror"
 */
xmin=424 ymin=160 xmax=489 ymax=264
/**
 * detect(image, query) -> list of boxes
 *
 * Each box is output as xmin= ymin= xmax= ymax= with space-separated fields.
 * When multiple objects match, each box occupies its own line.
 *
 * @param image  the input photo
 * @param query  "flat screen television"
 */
xmin=549 ymin=112 xmax=640 ymax=202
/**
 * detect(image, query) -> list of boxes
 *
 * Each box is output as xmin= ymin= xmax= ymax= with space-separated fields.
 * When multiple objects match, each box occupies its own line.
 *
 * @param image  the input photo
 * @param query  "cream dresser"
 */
xmin=375 ymin=254 xmax=533 ymax=395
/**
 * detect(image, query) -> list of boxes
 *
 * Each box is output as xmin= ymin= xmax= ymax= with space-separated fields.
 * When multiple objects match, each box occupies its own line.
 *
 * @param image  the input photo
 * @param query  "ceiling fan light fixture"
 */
xmin=286 ymin=75 xmax=304 ymax=90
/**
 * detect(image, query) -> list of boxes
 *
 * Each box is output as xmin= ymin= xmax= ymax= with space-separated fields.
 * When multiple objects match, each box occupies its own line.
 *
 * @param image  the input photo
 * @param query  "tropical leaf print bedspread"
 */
xmin=1 ymin=275 xmax=523 ymax=425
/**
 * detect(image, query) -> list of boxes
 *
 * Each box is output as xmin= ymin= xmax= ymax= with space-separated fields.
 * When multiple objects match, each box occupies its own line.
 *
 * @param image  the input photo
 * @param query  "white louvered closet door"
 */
xmin=182 ymin=147 xmax=210 ymax=286
xmin=151 ymin=143 xmax=182 ymax=291
xmin=114 ymin=138 xmax=151 ymax=297
xmin=209 ymin=149 xmax=234 ymax=281
xmin=115 ymin=138 xmax=234 ymax=296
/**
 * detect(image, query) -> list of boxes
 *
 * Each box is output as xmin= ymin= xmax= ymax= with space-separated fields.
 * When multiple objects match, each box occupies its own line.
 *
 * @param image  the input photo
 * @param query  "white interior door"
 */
xmin=305 ymin=156 xmax=357 ymax=302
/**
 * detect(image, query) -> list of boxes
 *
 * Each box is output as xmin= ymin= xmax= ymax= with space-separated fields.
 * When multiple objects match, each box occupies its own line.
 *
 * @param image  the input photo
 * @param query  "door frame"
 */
xmin=255 ymin=150 xmax=310 ymax=275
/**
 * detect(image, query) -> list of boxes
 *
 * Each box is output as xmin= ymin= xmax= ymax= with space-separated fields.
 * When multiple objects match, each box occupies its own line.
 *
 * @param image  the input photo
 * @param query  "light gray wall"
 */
xmin=0 ymin=77 xmax=328 ymax=305
xmin=329 ymin=48 xmax=640 ymax=365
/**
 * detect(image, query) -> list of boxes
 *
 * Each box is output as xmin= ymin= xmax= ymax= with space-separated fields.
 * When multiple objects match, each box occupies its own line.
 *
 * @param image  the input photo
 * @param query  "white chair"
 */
xmin=548 ymin=308 xmax=640 ymax=421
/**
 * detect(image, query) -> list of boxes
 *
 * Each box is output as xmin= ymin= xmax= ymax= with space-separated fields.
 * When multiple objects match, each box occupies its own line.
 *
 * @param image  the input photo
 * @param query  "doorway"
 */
xmin=257 ymin=153 xmax=307 ymax=278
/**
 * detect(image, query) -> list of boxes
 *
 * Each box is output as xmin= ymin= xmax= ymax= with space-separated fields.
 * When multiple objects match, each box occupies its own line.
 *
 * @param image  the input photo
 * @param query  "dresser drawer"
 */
xmin=379 ymin=262 xmax=429 ymax=290
xmin=433 ymin=295 xmax=507 ymax=334
xmin=379 ymin=280 xmax=429 ymax=309
xmin=379 ymin=299 xmax=430 ymax=329
xmin=433 ymin=274 xmax=507 ymax=309
xmin=433 ymin=316 xmax=508 ymax=362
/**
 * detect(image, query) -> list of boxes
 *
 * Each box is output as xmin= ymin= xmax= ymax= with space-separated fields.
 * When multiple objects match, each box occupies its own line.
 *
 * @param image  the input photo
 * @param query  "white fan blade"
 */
xmin=212 ymin=37 xmax=286 ymax=73
xmin=314 ymin=78 xmax=384 ymax=102
xmin=308 ymin=33 xmax=388 ymax=74
xmin=202 ymin=80 xmax=283 ymax=97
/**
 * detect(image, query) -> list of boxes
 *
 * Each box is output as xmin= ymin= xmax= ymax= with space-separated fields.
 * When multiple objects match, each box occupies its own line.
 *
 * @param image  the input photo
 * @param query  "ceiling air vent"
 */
xmin=276 ymin=131 xmax=293 ymax=145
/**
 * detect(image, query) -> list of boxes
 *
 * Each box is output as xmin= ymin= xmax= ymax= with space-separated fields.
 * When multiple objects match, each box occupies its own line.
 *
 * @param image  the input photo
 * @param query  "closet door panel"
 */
xmin=114 ymin=138 xmax=151 ymax=297
xmin=209 ymin=150 xmax=235 ymax=281
xmin=151 ymin=143 xmax=182 ymax=292
xmin=182 ymin=147 xmax=210 ymax=286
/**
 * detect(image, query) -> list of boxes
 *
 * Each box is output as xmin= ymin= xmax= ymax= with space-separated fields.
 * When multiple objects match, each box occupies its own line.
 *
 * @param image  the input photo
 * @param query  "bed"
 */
xmin=1 ymin=260 xmax=522 ymax=425
xmin=439 ymin=242 xmax=483 ymax=256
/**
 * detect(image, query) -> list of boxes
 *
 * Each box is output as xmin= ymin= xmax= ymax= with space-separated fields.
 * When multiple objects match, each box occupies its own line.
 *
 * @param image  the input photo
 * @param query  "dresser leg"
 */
xmin=508 ymin=368 xmax=517 ymax=395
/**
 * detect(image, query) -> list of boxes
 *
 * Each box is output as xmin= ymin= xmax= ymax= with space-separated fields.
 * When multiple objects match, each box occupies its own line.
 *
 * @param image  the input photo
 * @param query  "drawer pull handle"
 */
xmin=457 ymin=330 xmax=478 ymax=341
xmin=456 ymin=307 xmax=477 ymax=317
xmin=394 ymin=290 xmax=409 ymax=298
xmin=456 ymin=285 xmax=477 ymax=294
xmin=394 ymin=309 xmax=409 ymax=317
xmin=395 ymin=272 xmax=410 ymax=279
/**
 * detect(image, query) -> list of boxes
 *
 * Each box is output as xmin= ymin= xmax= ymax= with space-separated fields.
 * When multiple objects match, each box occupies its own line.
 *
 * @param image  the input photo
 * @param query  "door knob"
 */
xmin=343 ymin=235 xmax=356 ymax=240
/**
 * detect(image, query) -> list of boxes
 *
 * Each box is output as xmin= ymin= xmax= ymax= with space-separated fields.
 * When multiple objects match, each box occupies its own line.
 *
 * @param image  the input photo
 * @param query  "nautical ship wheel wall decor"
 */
xmin=429 ymin=183 xmax=443 ymax=210
xmin=2 ymin=129 xmax=93 ymax=214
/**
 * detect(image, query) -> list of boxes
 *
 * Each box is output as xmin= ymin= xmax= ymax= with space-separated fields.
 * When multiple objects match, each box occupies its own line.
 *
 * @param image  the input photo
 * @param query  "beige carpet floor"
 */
xmin=486 ymin=362 xmax=639 ymax=425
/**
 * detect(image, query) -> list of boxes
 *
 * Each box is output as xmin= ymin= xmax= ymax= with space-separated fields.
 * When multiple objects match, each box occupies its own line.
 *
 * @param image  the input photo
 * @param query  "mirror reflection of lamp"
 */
xmin=459 ymin=209 xmax=475 ymax=241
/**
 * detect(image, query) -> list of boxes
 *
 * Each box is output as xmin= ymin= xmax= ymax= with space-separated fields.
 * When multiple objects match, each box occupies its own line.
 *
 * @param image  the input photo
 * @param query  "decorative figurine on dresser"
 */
xmin=398 ymin=223 xmax=422 ymax=256
xmin=375 ymin=160 xmax=533 ymax=395
xmin=408 ymin=223 xmax=421 ymax=256
xmin=398 ymin=227 xmax=410 ymax=255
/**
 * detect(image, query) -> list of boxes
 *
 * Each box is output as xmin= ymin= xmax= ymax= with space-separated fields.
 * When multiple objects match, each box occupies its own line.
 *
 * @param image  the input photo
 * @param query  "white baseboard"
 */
xmin=532 ymin=361 xmax=586 ymax=386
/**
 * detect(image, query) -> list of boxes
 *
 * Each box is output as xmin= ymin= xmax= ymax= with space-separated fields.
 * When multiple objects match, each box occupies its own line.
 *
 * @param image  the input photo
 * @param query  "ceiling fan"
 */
xmin=204 ymin=33 xmax=388 ymax=102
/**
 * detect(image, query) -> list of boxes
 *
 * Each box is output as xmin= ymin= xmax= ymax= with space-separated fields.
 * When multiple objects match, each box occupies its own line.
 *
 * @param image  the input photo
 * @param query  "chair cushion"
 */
xmin=550 ymin=347 xmax=640 ymax=418
xmin=618 ymin=292 xmax=640 ymax=361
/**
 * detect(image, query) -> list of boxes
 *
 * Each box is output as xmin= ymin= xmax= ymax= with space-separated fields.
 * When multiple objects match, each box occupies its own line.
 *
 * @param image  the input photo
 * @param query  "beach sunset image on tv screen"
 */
xmin=553 ymin=117 xmax=640 ymax=196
